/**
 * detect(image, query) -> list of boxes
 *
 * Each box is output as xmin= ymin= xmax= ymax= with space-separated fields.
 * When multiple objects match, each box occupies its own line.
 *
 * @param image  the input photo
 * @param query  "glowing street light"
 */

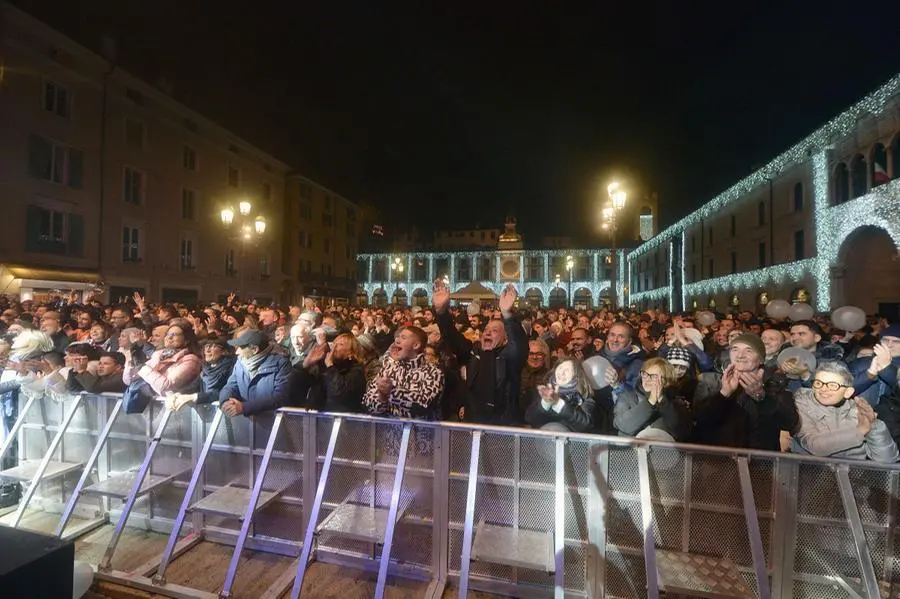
xmin=565 ymin=255 xmax=575 ymax=308
xmin=390 ymin=257 xmax=405 ymax=302
xmin=602 ymin=181 xmax=628 ymax=308
xmin=219 ymin=198 xmax=266 ymax=299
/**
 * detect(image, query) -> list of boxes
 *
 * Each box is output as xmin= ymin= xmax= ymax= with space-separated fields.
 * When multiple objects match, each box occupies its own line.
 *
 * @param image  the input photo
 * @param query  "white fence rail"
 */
xmin=1 ymin=392 xmax=899 ymax=598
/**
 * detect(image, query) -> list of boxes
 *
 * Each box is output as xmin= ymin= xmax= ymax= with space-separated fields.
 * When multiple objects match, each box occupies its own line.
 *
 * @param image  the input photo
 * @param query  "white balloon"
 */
xmin=695 ymin=311 xmax=716 ymax=327
xmin=789 ymin=302 xmax=814 ymax=321
xmin=582 ymin=356 xmax=614 ymax=390
xmin=766 ymin=299 xmax=791 ymax=319
xmin=73 ymin=561 xmax=94 ymax=599
xmin=832 ymin=305 xmax=867 ymax=332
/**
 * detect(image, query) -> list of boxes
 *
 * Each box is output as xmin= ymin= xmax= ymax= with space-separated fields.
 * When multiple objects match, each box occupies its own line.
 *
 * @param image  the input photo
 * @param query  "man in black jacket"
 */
xmin=434 ymin=281 xmax=527 ymax=425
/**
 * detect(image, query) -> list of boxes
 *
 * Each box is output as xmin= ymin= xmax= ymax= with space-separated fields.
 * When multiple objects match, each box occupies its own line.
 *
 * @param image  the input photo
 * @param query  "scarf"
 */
xmin=240 ymin=344 xmax=272 ymax=377
xmin=548 ymin=371 xmax=583 ymax=406
xmin=202 ymin=354 xmax=237 ymax=393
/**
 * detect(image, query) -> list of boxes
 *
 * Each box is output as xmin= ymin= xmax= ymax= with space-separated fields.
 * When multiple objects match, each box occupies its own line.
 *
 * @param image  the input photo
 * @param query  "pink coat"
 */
xmin=124 ymin=347 xmax=202 ymax=396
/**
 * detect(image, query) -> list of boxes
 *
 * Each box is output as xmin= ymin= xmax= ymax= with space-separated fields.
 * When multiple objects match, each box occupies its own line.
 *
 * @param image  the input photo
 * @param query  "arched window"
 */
xmin=889 ymin=135 xmax=900 ymax=180
xmin=850 ymin=154 xmax=867 ymax=199
xmin=833 ymin=163 xmax=850 ymax=204
xmin=392 ymin=288 xmax=408 ymax=306
xmin=793 ymin=182 xmax=803 ymax=212
xmin=871 ymin=143 xmax=889 ymax=187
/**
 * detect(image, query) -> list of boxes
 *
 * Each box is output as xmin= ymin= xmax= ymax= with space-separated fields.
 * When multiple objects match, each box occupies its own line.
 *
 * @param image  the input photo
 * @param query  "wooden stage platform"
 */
xmin=68 ymin=525 xmax=499 ymax=599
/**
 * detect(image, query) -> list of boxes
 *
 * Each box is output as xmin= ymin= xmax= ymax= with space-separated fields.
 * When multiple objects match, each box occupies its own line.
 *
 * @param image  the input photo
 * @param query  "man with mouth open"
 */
xmin=434 ymin=280 xmax=527 ymax=425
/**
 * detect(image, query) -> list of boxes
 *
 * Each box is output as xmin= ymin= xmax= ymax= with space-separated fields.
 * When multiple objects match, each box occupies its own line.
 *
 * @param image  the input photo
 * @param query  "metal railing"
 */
xmin=3 ymin=390 xmax=900 ymax=599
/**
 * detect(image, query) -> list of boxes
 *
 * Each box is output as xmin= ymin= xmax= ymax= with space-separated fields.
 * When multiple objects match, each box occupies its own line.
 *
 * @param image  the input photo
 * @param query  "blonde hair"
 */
xmin=334 ymin=333 xmax=365 ymax=364
xmin=640 ymin=357 xmax=677 ymax=387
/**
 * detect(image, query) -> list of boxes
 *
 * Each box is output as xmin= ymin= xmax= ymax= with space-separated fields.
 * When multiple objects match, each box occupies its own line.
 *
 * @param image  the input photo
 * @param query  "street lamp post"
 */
xmin=390 ymin=257 xmax=404 ymax=305
xmin=565 ymin=254 xmax=574 ymax=309
xmin=220 ymin=199 xmax=266 ymax=300
xmin=602 ymin=182 xmax=628 ymax=308
xmin=554 ymin=273 xmax=561 ymax=309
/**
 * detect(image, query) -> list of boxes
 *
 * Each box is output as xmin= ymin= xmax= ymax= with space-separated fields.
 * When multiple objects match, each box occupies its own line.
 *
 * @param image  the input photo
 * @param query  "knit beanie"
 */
xmin=664 ymin=346 xmax=692 ymax=368
xmin=881 ymin=324 xmax=900 ymax=340
xmin=729 ymin=333 xmax=766 ymax=362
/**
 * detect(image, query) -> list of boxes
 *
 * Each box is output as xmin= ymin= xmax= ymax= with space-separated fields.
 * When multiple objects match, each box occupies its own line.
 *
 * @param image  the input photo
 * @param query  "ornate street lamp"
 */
xmin=220 ymin=198 xmax=266 ymax=299
xmin=602 ymin=182 xmax=627 ymax=308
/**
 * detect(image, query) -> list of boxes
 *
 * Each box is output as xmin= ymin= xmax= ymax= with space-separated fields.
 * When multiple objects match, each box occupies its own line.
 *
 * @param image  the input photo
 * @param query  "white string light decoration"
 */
xmin=626 ymin=73 xmax=900 ymax=310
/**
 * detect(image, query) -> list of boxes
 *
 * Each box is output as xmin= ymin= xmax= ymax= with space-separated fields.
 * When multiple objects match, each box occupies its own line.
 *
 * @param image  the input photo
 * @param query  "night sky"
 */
xmin=17 ymin=1 xmax=900 ymax=243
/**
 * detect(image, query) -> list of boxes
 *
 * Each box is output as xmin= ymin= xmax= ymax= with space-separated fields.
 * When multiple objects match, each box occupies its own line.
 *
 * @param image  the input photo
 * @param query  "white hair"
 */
xmin=10 ymin=330 xmax=53 ymax=359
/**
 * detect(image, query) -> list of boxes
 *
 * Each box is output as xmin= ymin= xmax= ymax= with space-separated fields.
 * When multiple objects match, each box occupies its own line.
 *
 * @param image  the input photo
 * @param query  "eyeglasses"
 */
xmin=640 ymin=371 xmax=661 ymax=380
xmin=812 ymin=380 xmax=849 ymax=391
xmin=528 ymin=352 xmax=547 ymax=358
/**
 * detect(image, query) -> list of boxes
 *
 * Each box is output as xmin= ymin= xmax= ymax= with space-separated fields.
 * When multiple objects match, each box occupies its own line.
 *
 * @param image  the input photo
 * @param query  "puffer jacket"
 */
xmin=614 ymin=384 xmax=692 ymax=441
xmin=793 ymin=388 xmax=899 ymax=463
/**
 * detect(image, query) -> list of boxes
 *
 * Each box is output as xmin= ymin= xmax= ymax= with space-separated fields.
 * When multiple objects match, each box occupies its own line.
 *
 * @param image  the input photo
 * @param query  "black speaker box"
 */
xmin=0 ymin=525 xmax=74 ymax=598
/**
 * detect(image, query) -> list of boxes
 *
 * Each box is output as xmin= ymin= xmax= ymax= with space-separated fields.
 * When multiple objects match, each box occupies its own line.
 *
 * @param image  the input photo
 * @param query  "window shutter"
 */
xmin=67 ymin=213 xmax=84 ymax=257
xmin=68 ymin=148 xmax=84 ymax=188
xmin=28 ymin=134 xmax=52 ymax=179
xmin=25 ymin=205 xmax=42 ymax=252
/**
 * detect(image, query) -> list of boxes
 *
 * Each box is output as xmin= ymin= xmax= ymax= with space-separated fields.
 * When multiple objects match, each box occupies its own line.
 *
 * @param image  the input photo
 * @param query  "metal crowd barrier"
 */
xmin=3 ymin=389 xmax=900 ymax=599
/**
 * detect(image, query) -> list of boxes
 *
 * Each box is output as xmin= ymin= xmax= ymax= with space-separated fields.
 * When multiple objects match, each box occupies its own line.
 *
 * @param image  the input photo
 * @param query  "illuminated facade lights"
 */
xmin=627 ymin=73 xmax=900 ymax=311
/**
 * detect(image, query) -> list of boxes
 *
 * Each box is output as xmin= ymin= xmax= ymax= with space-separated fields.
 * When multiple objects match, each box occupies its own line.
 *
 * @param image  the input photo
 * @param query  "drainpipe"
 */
xmin=98 ymin=41 xmax=117 ymax=290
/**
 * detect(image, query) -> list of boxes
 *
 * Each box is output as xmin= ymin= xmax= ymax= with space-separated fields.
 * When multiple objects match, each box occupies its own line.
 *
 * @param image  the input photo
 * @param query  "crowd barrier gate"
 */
xmin=3 ymin=391 xmax=900 ymax=599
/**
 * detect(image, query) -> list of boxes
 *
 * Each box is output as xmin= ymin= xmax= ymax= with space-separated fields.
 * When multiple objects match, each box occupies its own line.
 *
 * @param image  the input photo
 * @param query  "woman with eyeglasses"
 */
xmin=793 ymin=361 xmax=898 ymax=462
xmin=613 ymin=357 xmax=692 ymax=443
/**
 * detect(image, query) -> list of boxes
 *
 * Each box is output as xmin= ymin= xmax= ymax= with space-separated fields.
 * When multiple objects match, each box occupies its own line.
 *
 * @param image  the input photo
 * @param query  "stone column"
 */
xmin=449 ymin=254 xmax=456 ymax=289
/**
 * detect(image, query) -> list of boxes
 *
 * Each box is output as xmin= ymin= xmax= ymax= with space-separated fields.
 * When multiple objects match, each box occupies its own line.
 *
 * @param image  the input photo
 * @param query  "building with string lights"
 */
xmin=355 ymin=214 xmax=656 ymax=308
xmin=627 ymin=74 xmax=900 ymax=321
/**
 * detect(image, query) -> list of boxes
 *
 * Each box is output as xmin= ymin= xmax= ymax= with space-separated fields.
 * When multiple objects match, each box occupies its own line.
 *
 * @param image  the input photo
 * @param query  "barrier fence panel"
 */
xmin=55 ymin=393 xmax=124 ymax=538
xmin=447 ymin=426 xmax=593 ymax=598
xmin=790 ymin=459 xmax=899 ymax=599
xmin=8 ymin=398 xmax=900 ymax=599
xmin=1 ymin=391 xmax=107 ymax=539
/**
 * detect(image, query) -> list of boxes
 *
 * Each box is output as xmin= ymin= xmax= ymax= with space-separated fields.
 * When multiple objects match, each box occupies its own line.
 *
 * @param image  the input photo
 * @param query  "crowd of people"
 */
xmin=1 ymin=284 xmax=899 ymax=508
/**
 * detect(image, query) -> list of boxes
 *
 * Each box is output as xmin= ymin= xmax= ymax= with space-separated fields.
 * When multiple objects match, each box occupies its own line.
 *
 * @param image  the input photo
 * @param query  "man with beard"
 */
xmin=39 ymin=311 xmax=70 ymax=353
xmin=692 ymin=333 xmax=797 ymax=450
xmin=435 ymin=281 xmax=527 ymax=425
xmin=568 ymin=327 xmax=594 ymax=360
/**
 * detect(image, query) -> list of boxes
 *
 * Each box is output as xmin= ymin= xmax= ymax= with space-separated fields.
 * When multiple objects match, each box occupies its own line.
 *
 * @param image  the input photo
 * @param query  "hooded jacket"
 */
xmin=793 ymin=387 xmax=898 ymax=462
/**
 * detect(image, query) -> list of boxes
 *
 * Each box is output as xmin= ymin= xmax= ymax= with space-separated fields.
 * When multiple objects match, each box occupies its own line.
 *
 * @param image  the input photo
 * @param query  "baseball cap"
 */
xmin=227 ymin=329 xmax=269 ymax=348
